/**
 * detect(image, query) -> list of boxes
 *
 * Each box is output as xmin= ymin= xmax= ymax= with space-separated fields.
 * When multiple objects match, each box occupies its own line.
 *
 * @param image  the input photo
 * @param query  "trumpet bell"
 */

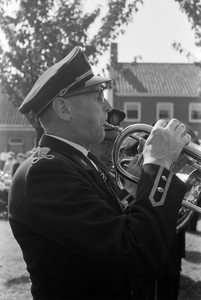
xmin=112 ymin=123 xmax=201 ymax=232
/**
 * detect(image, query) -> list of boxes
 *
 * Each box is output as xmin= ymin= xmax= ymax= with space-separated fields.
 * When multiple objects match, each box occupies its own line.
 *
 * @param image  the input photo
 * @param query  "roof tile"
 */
xmin=111 ymin=63 xmax=201 ymax=95
xmin=0 ymin=97 xmax=30 ymax=126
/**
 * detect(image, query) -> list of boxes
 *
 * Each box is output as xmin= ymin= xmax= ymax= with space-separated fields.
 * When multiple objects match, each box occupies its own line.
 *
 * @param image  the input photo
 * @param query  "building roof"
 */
xmin=0 ymin=63 xmax=200 ymax=127
xmin=110 ymin=63 xmax=201 ymax=96
xmin=0 ymin=97 xmax=31 ymax=126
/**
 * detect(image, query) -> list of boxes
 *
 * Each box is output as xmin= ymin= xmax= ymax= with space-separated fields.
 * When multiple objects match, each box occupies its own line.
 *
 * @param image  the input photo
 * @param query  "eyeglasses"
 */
xmin=37 ymin=87 xmax=105 ymax=116
xmin=64 ymin=88 xmax=104 ymax=102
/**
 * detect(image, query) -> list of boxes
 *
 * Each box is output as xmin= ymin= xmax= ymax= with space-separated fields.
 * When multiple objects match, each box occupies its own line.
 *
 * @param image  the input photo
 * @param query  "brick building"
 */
xmin=108 ymin=43 xmax=201 ymax=140
xmin=0 ymin=97 xmax=36 ymax=155
xmin=0 ymin=43 xmax=201 ymax=155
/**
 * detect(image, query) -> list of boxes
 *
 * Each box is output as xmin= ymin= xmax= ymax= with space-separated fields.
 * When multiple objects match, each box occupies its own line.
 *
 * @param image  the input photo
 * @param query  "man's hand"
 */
xmin=143 ymin=119 xmax=191 ymax=170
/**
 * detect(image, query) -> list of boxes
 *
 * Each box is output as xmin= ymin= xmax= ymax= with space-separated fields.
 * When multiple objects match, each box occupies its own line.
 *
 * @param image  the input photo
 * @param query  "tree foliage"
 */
xmin=0 ymin=0 xmax=200 ymax=139
xmin=175 ymin=0 xmax=201 ymax=43
xmin=0 ymin=0 xmax=143 ymax=138
xmin=173 ymin=0 xmax=201 ymax=63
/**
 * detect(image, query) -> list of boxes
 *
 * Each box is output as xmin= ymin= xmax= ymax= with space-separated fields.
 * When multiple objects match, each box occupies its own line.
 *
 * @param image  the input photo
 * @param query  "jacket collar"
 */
xmin=38 ymin=134 xmax=124 ymax=213
xmin=38 ymin=134 xmax=110 ymax=188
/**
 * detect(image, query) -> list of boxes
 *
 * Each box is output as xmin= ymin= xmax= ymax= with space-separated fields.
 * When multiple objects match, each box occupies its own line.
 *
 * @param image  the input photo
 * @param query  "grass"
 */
xmin=0 ymin=209 xmax=200 ymax=300
xmin=0 ymin=220 xmax=32 ymax=300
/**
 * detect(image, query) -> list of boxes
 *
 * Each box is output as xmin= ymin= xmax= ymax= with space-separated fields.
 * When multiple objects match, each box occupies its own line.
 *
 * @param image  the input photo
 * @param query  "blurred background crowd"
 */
xmin=0 ymin=148 xmax=36 ymax=188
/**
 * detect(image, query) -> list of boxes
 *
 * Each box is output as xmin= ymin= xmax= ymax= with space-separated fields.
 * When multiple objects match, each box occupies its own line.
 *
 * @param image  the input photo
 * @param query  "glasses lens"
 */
xmin=62 ymin=87 xmax=105 ymax=101
xmin=98 ymin=90 xmax=104 ymax=102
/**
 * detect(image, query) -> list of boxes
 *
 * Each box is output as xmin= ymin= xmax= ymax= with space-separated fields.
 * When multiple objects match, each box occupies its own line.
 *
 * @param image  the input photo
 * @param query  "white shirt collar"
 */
xmin=46 ymin=134 xmax=88 ymax=156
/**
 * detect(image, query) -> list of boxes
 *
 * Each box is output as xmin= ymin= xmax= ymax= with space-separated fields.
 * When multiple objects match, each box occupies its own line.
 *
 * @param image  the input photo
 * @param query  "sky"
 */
xmin=1 ymin=0 xmax=200 ymax=72
xmin=84 ymin=0 xmax=200 ymax=73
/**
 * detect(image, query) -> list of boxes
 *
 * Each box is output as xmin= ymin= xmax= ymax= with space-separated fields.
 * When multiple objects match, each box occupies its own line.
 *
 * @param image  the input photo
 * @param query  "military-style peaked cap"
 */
xmin=107 ymin=108 xmax=126 ymax=126
xmin=19 ymin=46 xmax=111 ymax=116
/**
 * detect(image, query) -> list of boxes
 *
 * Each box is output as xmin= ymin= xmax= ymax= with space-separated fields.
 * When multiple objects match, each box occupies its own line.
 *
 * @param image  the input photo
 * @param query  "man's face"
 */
xmin=68 ymin=85 xmax=112 ymax=149
xmin=90 ymin=138 xmax=115 ymax=169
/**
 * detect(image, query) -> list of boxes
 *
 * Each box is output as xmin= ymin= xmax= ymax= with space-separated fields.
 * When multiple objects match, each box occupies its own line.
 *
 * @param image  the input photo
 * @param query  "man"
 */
xmin=8 ymin=46 xmax=191 ymax=300
xmin=90 ymin=108 xmax=126 ymax=170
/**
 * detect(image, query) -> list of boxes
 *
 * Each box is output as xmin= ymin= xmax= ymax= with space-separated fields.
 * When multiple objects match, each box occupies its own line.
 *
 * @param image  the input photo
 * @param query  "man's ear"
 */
xmin=52 ymin=97 xmax=72 ymax=121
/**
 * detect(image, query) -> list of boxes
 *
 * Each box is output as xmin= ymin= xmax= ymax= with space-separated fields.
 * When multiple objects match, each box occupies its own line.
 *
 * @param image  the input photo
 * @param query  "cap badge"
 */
xmin=73 ymin=155 xmax=91 ymax=170
xmin=109 ymin=114 xmax=119 ymax=126
xmin=32 ymin=147 xmax=54 ymax=164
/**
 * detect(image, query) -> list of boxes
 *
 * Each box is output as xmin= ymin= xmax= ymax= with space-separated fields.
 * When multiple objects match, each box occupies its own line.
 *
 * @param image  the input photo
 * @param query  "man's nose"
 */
xmin=103 ymin=98 xmax=112 ymax=112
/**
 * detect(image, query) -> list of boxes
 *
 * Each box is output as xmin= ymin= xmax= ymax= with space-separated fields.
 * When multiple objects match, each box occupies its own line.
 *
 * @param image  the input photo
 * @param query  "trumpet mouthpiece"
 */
xmin=104 ymin=122 xmax=123 ymax=132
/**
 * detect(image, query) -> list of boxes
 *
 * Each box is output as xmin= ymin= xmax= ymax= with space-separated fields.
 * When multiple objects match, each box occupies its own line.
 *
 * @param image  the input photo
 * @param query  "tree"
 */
xmin=1 ymin=0 xmax=200 ymax=141
xmin=176 ymin=0 xmax=201 ymax=45
xmin=173 ymin=0 xmax=201 ymax=65
xmin=0 ymin=0 xmax=143 ymax=141
xmin=173 ymin=0 xmax=201 ymax=100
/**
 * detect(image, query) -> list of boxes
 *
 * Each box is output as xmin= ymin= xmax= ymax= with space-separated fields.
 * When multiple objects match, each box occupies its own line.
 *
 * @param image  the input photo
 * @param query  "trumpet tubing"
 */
xmin=112 ymin=123 xmax=201 ymax=232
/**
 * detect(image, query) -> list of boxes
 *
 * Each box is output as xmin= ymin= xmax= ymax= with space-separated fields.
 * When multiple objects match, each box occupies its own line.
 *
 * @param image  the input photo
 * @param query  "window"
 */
xmin=189 ymin=103 xmax=201 ymax=123
xmin=157 ymin=103 xmax=173 ymax=121
xmin=8 ymin=136 xmax=24 ymax=145
xmin=124 ymin=102 xmax=141 ymax=122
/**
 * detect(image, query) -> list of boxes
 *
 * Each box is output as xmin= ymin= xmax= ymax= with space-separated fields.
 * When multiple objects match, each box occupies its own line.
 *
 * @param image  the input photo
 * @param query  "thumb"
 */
xmin=138 ymin=138 xmax=146 ymax=154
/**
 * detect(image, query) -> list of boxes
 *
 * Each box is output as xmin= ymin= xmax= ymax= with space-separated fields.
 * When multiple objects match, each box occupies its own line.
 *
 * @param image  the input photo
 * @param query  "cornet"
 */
xmin=107 ymin=122 xmax=201 ymax=232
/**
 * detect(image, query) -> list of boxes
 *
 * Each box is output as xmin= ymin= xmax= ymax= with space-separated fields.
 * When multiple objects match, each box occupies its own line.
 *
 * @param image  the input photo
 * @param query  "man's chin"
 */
xmin=97 ymin=134 xmax=105 ymax=144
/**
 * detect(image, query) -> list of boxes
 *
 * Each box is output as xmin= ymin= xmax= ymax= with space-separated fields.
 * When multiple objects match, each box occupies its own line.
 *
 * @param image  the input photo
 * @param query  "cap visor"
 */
xmin=85 ymin=75 xmax=111 ymax=87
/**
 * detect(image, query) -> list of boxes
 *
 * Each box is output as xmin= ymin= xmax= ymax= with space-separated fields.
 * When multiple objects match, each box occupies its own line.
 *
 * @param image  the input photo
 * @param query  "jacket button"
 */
xmin=157 ymin=187 xmax=164 ymax=193
xmin=162 ymin=175 xmax=167 ymax=181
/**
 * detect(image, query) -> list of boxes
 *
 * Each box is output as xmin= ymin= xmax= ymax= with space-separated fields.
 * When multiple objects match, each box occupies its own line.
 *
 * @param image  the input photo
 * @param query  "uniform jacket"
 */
xmin=8 ymin=135 xmax=186 ymax=300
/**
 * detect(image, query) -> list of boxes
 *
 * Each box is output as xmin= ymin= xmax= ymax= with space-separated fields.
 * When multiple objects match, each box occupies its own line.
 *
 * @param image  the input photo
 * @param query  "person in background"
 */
xmin=136 ymin=121 xmax=188 ymax=300
xmin=183 ymin=124 xmax=201 ymax=232
xmin=92 ymin=115 xmax=186 ymax=300
xmin=0 ymin=148 xmax=8 ymax=170
xmin=8 ymin=46 xmax=191 ymax=300
xmin=90 ymin=108 xmax=126 ymax=171
xmin=12 ymin=152 xmax=27 ymax=177
xmin=107 ymin=107 xmax=125 ymax=128
xmin=3 ymin=154 xmax=15 ymax=176
xmin=90 ymin=108 xmax=131 ymax=196
xmin=8 ymin=151 xmax=16 ymax=160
